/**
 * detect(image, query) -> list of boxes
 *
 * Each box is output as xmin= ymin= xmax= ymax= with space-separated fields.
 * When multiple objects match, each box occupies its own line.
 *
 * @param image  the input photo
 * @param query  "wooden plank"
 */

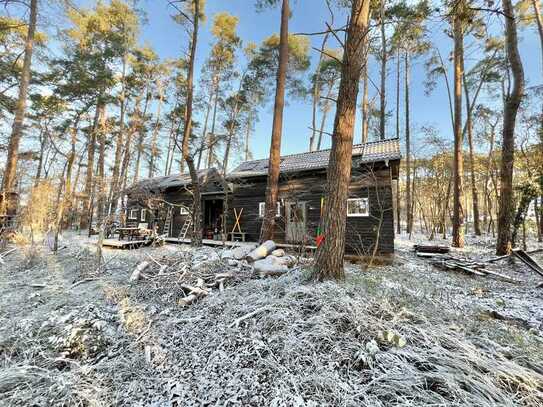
xmin=513 ymin=250 xmax=543 ymax=278
xmin=102 ymin=239 xmax=148 ymax=248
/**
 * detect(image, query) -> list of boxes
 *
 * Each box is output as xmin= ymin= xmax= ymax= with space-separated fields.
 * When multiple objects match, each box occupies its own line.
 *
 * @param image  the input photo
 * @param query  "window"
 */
xmin=259 ymin=202 xmax=281 ymax=218
xmin=179 ymin=206 xmax=189 ymax=215
xmin=347 ymin=198 xmax=369 ymax=217
xmin=140 ymin=209 xmax=146 ymax=221
xmin=128 ymin=209 xmax=138 ymax=220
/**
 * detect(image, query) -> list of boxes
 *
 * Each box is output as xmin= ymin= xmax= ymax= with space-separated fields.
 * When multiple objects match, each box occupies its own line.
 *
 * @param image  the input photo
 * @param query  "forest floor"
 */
xmin=1 ymin=233 xmax=543 ymax=406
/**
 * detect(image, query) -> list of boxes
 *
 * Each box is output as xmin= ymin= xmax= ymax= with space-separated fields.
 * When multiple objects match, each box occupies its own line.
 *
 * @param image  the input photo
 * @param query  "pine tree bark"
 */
xmin=1 ymin=0 xmax=38 ymax=215
xmin=463 ymin=77 xmax=481 ymax=236
xmin=196 ymin=92 xmax=213 ymax=169
xmin=96 ymin=104 xmax=107 ymax=222
xmin=133 ymin=86 xmax=151 ymax=183
xmin=496 ymin=0 xmax=525 ymax=255
xmin=378 ymin=0 xmax=387 ymax=141
xmin=396 ymin=47 xmax=401 ymax=234
xmin=405 ymin=50 xmax=413 ymax=235
xmin=80 ymin=102 xmax=101 ymax=231
xmin=206 ymin=80 xmax=220 ymax=169
xmin=361 ymin=59 xmax=369 ymax=144
xmin=452 ymin=10 xmax=465 ymax=248
xmin=108 ymin=53 xmax=128 ymax=215
xmin=314 ymin=0 xmax=370 ymax=281
xmin=260 ymin=0 xmax=289 ymax=242
xmin=180 ymin=0 xmax=203 ymax=247
xmin=310 ymin=29 xmax=331 ymax=151
xmin=148 ymin=81 xmax=164 ymax=178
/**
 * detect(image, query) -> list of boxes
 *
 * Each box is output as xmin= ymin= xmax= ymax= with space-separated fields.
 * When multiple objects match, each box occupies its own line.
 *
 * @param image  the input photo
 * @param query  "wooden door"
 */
xmin=286 ymin=201 xmax=307 ymax=242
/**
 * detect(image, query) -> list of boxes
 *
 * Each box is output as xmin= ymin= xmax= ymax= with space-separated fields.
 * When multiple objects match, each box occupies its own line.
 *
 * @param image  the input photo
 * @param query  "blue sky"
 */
xmin=79 ymin=1 xmax=542 ymax=165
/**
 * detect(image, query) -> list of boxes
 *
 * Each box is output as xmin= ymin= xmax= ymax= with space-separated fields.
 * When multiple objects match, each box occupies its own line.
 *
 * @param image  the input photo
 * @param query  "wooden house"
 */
xmin=125 ymin=168 xmax=230 ymax=240
xmin=125 ymin=139 xmax=401 ymax=254
xmin=226 ymin=139 xmax=401 ymax=254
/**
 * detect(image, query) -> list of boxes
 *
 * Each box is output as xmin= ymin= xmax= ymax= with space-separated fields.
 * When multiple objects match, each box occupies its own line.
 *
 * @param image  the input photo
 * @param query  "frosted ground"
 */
xmin=0 ymin=234 xmax=542 ymax=406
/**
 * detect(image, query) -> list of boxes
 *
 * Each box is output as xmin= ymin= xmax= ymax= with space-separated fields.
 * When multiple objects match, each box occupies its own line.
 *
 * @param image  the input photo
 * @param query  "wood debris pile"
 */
xmin=128 ymin=241 xmax=300 ymax=307
xmin=415 ymin=245 xmax=522 ymax=284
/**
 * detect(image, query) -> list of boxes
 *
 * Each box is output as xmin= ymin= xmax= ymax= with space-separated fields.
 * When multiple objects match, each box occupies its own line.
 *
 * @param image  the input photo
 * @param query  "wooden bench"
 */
xmin=229 ymin=232 xmax=246 ymax=242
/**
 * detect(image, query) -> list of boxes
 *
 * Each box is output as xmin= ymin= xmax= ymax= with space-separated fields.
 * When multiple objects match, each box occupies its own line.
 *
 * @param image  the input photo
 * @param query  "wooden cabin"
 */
xmin=125 ymin=168 xmax=230 ymax=240
xmin=226 ymin=139 xmax=401 ymax=254
xmin=125 ymin=139 xmax=401 ymax=254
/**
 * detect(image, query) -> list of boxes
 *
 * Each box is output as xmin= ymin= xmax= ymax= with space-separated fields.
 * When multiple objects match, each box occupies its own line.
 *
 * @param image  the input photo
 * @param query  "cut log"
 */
xmin=414 ymin=245 xmax=450 ymax=254
xmin=130 ymin=261 xmax=150 ymax=281
xmin=253 ymin=258 xmax=289 ymax=278
xmin=246 ymin=240 xmax=276 ymax=262
xmin=271 ymin=249 xmax=285 ymax=257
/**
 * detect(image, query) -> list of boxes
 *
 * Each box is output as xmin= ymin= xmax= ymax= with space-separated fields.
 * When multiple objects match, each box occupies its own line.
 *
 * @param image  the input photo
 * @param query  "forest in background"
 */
xmin=0 ymin=0 xmax=542 ymax=278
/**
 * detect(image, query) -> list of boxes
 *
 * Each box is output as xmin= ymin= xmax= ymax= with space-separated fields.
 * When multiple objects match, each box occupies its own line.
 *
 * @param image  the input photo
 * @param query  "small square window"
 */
xmin=259 ymin=202 xmax=281 ymax=218
xmin=347 ymin=198 xmax=369 ymax=217
xmin=128 ymin=209 xmax=138 ymax=220
xmin=179 ymin=206 xmax=189 ymax=215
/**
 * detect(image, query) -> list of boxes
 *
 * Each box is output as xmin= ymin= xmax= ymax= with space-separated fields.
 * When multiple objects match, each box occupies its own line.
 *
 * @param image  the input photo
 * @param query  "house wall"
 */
xmin=228 ymin=165 xmax=396 ymax=254
xmin=124 ymin=162 xmax=397 ymax=254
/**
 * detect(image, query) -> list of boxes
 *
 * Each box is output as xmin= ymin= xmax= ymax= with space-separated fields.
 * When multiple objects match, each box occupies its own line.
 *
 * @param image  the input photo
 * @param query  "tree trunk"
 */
xmin=496 ymin=0 xmax=525 ymax=255
xmin=244 ymin=112 xmax=253 ymax=161
xmin=310 ymin=29 xmax=331 ymax=151
xmin=404 ymin=50 xmax=412 ymax=235
xmin=260 ymin=0 xmax=290 ymax=242
xmin=532 ymin=0 xmax=543 ymax=58
xmin=148 ymin=82 xmax=164 ymax=178
xmin=463 ymin=78 xmax=481 ymax=236
xmin=378 ymin=0 xmax=386 ymax=141
xmin=96 ymin=104 xmax=107 ymax=222
xmin=361 ymin=58 xmax=369 ymax=144
xmin=108 ymin=53 xmax=128 ymax=215
xmin=196 ymin=92 xmax=213 ymax=169
xmin=80 ymin=102 xmax=101 ymax=231
xmin=452 ymin=10 xmax=465 ymax=248
xmin=1 ymin=0 xmax=38 ymax=215
xmin=206 ymin=81 xmax=220 ymax=169
xmin=133 ymin=86 xmax=151 ymax=183
xmin=34 ymin=127 xmax=46 ymax=187
xmin=316 ymin=85 xmax=334 ymax=150
xmin=179 ymin=0 xmax=202 ymax=247
xmin=314 ymin=0 xmax=370 ymax=281
xmin=395 ymin=48 xmax=401 ymax=235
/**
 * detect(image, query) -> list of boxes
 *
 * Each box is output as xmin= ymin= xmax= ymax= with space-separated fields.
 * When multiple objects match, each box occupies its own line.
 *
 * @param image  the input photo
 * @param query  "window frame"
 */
xmin=128 ymin=209 xmax=138 ymax=220
xmin=346 ymin=197 xmax=370 ymax=217
xmin=179 ymin=206 xmax=189 ymax=215
xmin=258 ymin=202 xmax=281 ymax=218
xmin=140 ymin=209 xmax=146 ymax=222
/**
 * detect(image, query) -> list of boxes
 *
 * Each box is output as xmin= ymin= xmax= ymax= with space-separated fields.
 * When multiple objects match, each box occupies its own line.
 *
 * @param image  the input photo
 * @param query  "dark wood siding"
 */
xmin=230 ymin=166 xmax=395 ymax=254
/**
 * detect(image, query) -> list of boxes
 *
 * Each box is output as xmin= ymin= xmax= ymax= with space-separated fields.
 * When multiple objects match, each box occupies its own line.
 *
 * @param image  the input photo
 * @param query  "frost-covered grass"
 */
xmin=0 ymin=236 xmax=542 ymax=406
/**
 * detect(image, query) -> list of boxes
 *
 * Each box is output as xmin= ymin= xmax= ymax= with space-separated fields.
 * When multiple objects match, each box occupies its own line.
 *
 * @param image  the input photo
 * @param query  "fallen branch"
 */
xmin=229 ymin=306 xmax=270 ymax=328
xmin=130 ymin=261 xmax=150 ymax=282
xmin=71 ymin=278 xmax=98 ymax=289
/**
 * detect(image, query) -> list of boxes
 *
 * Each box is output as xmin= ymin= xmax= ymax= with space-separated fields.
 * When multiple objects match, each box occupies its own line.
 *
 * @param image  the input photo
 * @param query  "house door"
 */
xmin=286 ymin=201 xmax=307 ymax=242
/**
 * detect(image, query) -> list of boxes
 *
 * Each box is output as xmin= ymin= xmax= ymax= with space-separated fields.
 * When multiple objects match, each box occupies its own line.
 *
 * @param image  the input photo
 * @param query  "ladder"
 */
xmin=179 ymin=217 xmax=192 ymax=240
xmin=162 ymin=208 xmax=173 ymax=237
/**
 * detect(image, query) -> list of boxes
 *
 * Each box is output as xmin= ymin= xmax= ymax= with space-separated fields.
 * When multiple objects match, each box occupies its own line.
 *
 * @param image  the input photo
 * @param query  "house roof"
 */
xmin=127 ymin=168 xmax=219 ymax=193
xmin=228 ymin=138 xmax=401 ymax=179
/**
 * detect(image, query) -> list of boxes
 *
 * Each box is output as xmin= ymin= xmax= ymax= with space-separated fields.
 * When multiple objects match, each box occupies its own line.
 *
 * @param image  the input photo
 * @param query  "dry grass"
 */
xmin=1 ymin=240 xmax=542 ymax=406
